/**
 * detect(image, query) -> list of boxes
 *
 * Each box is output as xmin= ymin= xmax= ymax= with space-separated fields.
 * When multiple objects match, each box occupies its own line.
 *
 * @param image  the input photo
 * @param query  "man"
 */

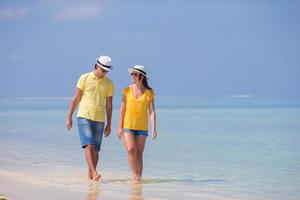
xmin=66 ymin=55 xmax=114 ymax=181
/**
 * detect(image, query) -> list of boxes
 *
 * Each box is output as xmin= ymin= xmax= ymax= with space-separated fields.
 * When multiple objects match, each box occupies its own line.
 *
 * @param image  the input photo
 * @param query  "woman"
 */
xmin=117 ymin=65 xmax=157 ymax=183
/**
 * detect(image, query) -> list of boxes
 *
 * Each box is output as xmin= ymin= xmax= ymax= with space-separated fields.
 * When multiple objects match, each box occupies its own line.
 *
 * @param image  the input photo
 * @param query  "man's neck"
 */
xmin=94 ymin=70 xmax=104 ymax=79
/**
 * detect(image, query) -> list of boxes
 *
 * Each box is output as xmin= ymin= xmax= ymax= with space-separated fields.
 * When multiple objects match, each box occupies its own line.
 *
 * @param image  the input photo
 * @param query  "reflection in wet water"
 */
xmin=101 ymin=178 xmax=225 ymax=184
xmin=85 ymin=180 xmax=144 ymax=200
xmin=84 ymin=178 xmax=225 ymax=200
xmin=86 ymin=182 xmax=100 ymax=200
xmin=129 ymin=183 xmax=144 ymax=200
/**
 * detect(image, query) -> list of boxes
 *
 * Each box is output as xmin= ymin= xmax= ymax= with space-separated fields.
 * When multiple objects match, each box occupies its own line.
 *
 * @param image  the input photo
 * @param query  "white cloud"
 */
xmin=54 ymin=4 xmax=103 ymax=21
xmin=0 ymin=7 xmax=28 ymax=19
xmin=227 ymin=94 xmax=254 ymax=98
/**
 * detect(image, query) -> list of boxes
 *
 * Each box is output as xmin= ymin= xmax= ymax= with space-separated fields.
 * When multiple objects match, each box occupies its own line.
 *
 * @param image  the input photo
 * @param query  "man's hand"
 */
xmin=66 ymin=118 xmax=72 ymax=131
xmin=104 ymin=126 xmax=111 ymax=137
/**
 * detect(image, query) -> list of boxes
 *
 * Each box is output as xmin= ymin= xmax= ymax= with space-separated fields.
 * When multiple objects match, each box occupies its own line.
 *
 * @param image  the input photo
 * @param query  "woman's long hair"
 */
xmin=139 ymin=74 xmax=153 ymax=91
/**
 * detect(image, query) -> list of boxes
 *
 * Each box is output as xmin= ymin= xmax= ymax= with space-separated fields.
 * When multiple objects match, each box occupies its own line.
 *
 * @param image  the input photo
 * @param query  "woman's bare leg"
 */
xmin=136 ymin=136 xmax=146 ymax=180
xmin=124 ymin=133 xmax=139 ymax=181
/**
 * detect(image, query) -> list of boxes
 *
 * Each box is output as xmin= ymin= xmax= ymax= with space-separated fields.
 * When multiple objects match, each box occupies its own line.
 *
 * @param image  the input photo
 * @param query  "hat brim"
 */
xmin=96 ymin=63 xmax=112 ymax=71
xmin=128 ymin=68 xmax=148 ymax=78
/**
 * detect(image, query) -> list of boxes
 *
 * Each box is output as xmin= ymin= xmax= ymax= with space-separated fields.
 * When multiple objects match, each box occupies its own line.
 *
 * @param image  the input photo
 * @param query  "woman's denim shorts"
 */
xmin=123 ymin=128 xmax=149 ymax=137
xmin=77 ymin=117 xmax=104 ymax=152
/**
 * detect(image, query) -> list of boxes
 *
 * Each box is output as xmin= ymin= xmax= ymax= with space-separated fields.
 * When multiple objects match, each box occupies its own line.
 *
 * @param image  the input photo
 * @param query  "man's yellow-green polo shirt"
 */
xmin=123 ymin=86 xmax=154 ymax=131
xmin=76 ymin=71 xmax=114 ymax=122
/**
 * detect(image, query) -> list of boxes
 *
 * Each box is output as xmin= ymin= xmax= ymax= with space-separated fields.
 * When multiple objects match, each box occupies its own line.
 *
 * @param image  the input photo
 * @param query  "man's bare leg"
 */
xmin=85 ymin=144 xmax=100 ymax=181
xmin=88 ymin=150 xmax=99 ymax=180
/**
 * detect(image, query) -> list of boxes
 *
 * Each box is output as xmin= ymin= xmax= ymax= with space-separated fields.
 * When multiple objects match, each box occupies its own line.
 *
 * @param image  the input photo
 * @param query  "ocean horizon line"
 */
xmin=0 ymin=95 xmax=300 ymax=100
xmin=0 ymin=96 xmax=300 ymax=109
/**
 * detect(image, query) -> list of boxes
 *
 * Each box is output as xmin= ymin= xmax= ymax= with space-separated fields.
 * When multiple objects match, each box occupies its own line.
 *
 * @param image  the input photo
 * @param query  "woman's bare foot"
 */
xmin=132 ymin=175 xmax=142 ymax=184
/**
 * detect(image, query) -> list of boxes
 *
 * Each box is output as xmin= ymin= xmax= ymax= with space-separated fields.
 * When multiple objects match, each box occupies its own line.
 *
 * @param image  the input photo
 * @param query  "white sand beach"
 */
xmin=0 ymin=169 xmax=270 ymax=200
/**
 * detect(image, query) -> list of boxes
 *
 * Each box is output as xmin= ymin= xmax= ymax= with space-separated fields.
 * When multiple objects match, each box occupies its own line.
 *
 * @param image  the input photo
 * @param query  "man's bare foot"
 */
xmin=88 ymin=170 xmax=92 ymax=180
xmin=92 ymin=173 xmax=101 ymax=181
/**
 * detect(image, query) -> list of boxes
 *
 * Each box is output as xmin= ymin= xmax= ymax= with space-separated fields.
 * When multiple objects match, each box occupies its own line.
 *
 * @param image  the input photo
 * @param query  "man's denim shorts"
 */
xmin=123 ymin=129 xmax=149 ymax=137
xmin=77 ymin=117 xmax=104 ymax=152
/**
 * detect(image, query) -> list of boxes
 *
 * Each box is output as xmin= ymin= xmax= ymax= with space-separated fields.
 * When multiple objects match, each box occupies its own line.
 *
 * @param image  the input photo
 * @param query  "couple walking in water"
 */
xmin=66 ymin=55 xmax=157 ymax=183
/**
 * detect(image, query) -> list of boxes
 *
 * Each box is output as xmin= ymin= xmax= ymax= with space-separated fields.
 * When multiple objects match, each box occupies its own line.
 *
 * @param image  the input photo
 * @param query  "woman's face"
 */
xmin=131 ymin=72 xmax=142 ymax=83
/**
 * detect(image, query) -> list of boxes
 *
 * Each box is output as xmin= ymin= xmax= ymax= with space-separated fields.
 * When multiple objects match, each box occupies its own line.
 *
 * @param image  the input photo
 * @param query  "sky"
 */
xmin=1 ymin=0 xmax=300 ymax=98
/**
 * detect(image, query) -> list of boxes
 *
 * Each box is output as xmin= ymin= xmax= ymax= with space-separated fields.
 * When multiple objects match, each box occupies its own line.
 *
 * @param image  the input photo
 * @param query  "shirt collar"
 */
xmin=90 ymin=71 xmax=106 ymax=80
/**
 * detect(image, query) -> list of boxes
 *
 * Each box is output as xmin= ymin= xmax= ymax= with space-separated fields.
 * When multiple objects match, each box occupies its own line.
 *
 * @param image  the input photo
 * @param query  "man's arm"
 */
xmin=104 ymin=96 xmax=113 ymax=137
xmin=66 ymin=88 xmax=82 ymax=131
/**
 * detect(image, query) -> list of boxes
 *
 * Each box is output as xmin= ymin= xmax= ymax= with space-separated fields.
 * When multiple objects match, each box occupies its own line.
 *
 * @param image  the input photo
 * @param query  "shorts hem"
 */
xmin=123 ymin=128 xmax=149 ymax=137
xmin=81 ymin=143 xmax=101 ymax=152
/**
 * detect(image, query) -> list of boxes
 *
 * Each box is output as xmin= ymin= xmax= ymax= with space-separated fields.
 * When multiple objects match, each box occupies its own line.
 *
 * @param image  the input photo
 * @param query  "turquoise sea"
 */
xmin=0 ymin=97 xmax=300 ymax=199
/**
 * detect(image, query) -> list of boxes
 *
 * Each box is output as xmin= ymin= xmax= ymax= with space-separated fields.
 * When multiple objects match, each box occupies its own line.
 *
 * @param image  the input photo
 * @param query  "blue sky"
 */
xmin=1 ymin=0 xmax=299 ymax=98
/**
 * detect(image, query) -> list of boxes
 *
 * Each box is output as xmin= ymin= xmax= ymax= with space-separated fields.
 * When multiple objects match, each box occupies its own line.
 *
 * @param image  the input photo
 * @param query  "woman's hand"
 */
xmin=117 ymin=127 xmax=124 ymax=139
xmin=152 ymin=129 xmax=157 ymax=139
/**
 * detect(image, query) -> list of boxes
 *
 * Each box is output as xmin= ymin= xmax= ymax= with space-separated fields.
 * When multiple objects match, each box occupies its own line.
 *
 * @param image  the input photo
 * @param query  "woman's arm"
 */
xmin=149 ymin=98 xmax=157 ymax=139
xmin=117 ymin=95 xmax=126 ymax=139
xmin=66 ymin=88 xmax=82 ymax=131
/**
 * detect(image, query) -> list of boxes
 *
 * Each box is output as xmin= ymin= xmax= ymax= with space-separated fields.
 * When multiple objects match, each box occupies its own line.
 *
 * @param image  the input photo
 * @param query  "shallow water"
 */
xmin=0 ymin=97 xmax=300 ymax=199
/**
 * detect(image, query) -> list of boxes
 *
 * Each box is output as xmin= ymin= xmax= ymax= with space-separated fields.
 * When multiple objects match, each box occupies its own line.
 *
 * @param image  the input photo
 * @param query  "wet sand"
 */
xmin=0 ymin=170 xmax=269 ymax=200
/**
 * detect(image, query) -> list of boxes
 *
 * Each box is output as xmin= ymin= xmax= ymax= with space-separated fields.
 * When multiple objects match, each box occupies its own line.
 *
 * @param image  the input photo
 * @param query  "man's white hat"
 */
xmin=96 ymin=55 xmax=112 ymax=71
xmin=128 ymin=65 xmax=148 ymax=78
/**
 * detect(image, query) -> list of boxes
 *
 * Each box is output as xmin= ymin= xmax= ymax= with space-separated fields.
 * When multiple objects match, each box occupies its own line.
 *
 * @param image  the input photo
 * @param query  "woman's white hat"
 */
xmin=96 ymin=55 xmax=112 ymax=71
xmin=128 ymin=65 xmax=148 ymax=78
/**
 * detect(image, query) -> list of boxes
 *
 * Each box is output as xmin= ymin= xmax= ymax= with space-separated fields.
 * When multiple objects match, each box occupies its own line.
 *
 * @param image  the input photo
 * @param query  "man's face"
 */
xmin=95 ymin=66 xmax=108 ymax=77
